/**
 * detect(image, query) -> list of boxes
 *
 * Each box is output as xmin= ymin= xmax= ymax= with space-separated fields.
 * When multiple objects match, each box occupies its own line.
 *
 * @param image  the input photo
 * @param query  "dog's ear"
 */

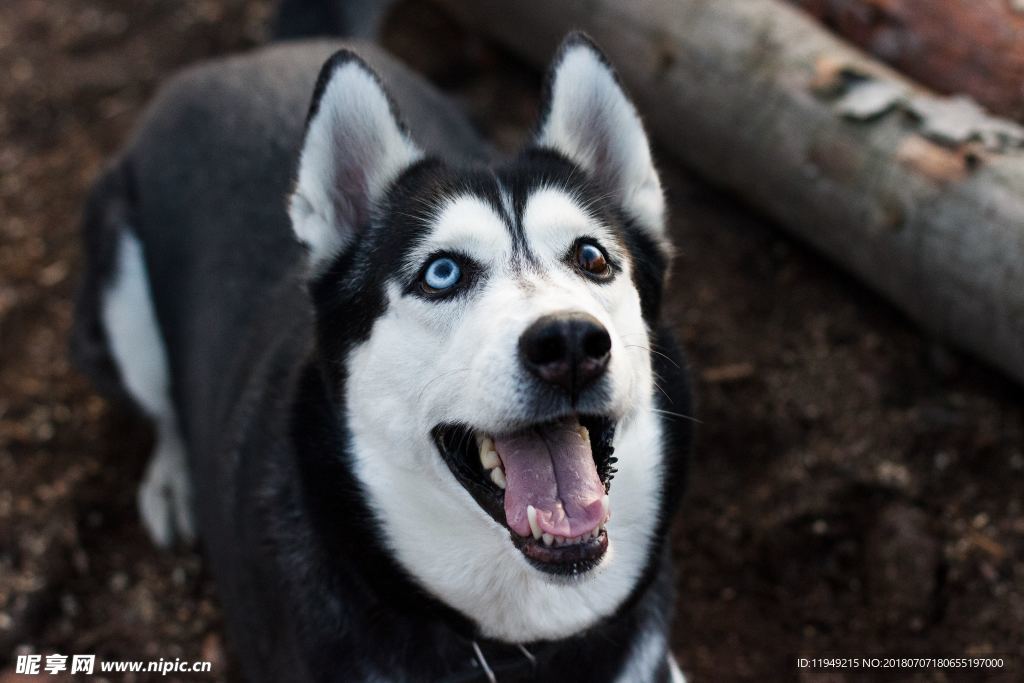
xmin=535 ymin=33 xmax=667 ymax=249
xmin=289 ymin=51 xmax=422 ymax=273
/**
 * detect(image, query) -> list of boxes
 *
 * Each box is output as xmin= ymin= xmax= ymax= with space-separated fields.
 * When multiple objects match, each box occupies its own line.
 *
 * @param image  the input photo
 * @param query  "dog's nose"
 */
xmin=519 ymin=312 xmax=611 ymax=398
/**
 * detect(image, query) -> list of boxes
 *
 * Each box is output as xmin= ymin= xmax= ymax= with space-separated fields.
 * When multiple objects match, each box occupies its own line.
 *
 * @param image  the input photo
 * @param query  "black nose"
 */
xmin=519 ymin=312 xmax=612 ymax=399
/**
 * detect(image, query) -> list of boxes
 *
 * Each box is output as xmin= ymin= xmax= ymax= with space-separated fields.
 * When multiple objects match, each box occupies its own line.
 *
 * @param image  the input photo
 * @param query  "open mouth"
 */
xmin=432 ymin=415 xmax=617 ymax=576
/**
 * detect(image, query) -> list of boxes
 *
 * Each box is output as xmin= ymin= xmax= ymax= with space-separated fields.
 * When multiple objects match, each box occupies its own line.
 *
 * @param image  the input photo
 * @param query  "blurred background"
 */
xmin=0 ymin=1 xmax=1022 ymax=680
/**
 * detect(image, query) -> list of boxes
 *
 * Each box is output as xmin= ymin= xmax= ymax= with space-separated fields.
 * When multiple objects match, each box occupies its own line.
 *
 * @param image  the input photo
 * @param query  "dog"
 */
xmin=73 ymin=30 xmax=693 ymax=682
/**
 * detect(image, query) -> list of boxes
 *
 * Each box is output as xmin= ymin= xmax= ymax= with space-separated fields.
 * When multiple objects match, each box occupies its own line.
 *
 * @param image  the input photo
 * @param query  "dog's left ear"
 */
xmin=289 ymin=51 xmax=422 ymax=274
xmin=536 ymin=33 xmax=667 ymax=249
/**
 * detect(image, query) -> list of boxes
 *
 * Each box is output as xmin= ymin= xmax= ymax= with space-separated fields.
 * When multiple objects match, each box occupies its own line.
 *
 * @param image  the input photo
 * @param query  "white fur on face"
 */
xmin=403 ymin=194 xmax=512 ymax=272
xmin=343 ymin=188 xmax=665 ymax=641
xmin=289 ymin=59 xmax=422 ymax=274
xmin=537 ymin=42 xmax=667 ymax=249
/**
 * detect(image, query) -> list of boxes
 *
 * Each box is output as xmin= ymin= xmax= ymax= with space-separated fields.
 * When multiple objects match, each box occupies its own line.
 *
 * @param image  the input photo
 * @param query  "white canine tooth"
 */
xmin=481 ymin=451 xmax=500 ymax=470
xmin=490 ymin=467 xmax=506 ymax=489
xmin=601 ymin=494 xmax=610 ymax=521
xmin=542 ymin=533 xmax=554 ymax=546
xmin=479 ymin=438 xmax=499 ymax=470
xmin=576 ymin=425 xmax=590 ymax=442
xmin=527 ymin=505 xmax=542 ymax=540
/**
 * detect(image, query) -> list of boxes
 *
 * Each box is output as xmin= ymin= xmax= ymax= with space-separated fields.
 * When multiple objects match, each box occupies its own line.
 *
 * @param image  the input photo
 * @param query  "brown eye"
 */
xmin=576 ymin=242 xmax=611 ymax=279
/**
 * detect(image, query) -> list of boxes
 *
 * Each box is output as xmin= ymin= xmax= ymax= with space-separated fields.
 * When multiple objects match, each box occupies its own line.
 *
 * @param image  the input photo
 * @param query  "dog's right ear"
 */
xmin=289 ymin=51 xmax=422 ymax=273
xmin=534 ymin=34 xmax=667 ymax=254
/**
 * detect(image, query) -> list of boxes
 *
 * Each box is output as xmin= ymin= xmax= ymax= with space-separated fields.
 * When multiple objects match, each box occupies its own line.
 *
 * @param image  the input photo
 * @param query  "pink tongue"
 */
xmin=497 ymin=420 xmax=606 ymax=538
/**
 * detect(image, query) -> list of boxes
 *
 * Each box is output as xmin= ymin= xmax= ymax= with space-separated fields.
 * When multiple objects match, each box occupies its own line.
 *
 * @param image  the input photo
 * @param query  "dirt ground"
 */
xmin=0 ymin=1 xmax=1021 ymax=681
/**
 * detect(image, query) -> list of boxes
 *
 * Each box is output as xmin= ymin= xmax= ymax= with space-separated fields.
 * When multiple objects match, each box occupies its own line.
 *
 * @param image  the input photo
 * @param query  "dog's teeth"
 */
xmin=542 ymin=533 xmax=554 ymax=546
xmin=527 ymin=505 xmax=542 ymax=540
xmin=480 ymin=448 xmax=500 ymax=473
xmin=490 ymin=467 xmax=506 ymax=489
xmin=576 ymin=425 xmax=590 ymax=442
xmin=479 ymin=438 xmax=499 ymax=469
xmin=601 ymin=494 xmax=610 ymax=521
xmin=591 ymin=528 xmax=600 ymax=539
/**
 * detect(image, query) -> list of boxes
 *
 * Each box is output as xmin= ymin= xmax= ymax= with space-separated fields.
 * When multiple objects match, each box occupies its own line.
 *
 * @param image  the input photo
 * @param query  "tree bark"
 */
xmin=436 ymin=0 xmax=1024 ymax=386
xmin=786 ymin=0 xmax=1024 ymax=122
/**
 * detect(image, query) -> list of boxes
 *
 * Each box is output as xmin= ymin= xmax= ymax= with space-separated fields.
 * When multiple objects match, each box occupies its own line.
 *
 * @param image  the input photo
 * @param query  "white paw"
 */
xmin=137 ymin=430 xmax=195 ymax=547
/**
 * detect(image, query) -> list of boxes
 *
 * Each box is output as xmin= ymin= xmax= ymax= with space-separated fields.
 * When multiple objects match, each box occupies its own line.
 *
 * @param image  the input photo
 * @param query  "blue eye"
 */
xmin=422 ymin=256 xmax=462 ymax=292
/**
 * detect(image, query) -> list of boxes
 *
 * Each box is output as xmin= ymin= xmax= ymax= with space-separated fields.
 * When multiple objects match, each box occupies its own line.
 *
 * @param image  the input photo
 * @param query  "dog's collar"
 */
xmin=441 ymin=639 xmax=544 ymax=683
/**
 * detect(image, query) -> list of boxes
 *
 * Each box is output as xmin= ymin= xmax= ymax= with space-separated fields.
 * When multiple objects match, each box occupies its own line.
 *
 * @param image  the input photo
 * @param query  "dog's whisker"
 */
xmin=650 ymin=408 xmax=702 ymax=424
xmin=471 ymin=641 xmax=497 ymax=683
xmin=517 ymin=644 xmax=537 ymax=667
xmin=651 ymin=379 xmax=674 ymax=405
xmin=416 ymin=368 xmax=471 ymax=402
xmin=623 ymin=344 xmax=681 ymax=370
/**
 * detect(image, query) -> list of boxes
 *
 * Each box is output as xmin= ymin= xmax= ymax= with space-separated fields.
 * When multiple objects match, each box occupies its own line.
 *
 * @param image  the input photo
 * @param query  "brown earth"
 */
xmin=0 ymin=1 xmax=1021 ymax=681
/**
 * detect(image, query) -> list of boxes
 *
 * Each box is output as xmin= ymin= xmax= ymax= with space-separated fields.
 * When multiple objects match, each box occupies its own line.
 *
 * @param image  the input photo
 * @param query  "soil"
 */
xmin=0 ymin=1 xmax=1021 ymax=681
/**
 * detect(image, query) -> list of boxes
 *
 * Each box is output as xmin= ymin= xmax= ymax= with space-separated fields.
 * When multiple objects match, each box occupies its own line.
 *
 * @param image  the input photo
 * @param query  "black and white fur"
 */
xmin=74 ymin=34 xmax=692 ymax=683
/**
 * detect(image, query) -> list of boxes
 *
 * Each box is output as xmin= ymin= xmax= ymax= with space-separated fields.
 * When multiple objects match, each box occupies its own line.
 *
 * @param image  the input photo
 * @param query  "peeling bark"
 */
xmin=786 ymin=0 xmax=1024 ymax=122
xmin=438 ymin=0 xmax=1024 ymax=385
xmin=817 ymin=61 xmax=1024 ymax=150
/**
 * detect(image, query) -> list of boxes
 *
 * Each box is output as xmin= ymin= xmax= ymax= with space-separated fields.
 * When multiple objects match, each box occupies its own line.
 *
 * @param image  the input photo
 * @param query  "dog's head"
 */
xmin=289 ymin=34 xmax=681 ymax=641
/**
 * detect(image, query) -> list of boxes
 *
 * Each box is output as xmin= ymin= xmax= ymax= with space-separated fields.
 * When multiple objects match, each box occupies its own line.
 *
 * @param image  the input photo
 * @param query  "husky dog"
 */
xmin=73 ymin=32 xmax=692 ymax=683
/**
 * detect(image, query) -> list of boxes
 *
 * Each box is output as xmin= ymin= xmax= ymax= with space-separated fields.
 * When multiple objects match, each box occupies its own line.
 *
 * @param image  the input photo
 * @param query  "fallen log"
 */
xmin=786 ymin=0 xmax=1024 ymax=122
xmin=436 ymin=0 xmax=1024 ymax=385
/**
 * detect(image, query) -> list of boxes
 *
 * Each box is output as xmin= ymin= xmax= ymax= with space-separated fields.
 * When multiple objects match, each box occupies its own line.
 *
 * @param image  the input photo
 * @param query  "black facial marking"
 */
xmin=498 ymin=148 xmax=665 ymax=306
xmin=496 ymin=149 xmax=597 ymax=274
xmin=311 ymin=144 xmax=668 ymax=397
xmin=310 ymin=159 xmax=499 ymax=360
xmin=620 ymin=218 xmax=668 ymax=323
